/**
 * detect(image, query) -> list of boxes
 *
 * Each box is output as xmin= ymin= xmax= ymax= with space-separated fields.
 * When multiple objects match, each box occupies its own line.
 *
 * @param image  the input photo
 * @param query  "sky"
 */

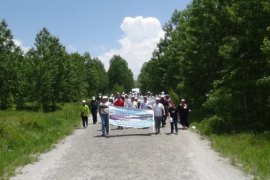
xmin=0 ymin=0 xmax=192 ymax=79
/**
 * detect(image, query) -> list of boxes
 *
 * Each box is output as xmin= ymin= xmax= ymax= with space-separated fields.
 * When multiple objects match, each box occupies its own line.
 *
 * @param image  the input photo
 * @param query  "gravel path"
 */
xmin=11 ymin=118 xmax=252 ymax=180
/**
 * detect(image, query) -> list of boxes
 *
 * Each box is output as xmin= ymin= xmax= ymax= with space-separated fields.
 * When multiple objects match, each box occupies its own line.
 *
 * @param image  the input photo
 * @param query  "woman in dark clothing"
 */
xmin=168 ymin=100 xmax=178 ymax=135
xmin=177 ymin=99 xmax=191 ymax=129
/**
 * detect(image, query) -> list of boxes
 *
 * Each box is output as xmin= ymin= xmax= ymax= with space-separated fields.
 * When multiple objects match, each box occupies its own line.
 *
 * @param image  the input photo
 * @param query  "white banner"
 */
xmin=109 ymin=106 xmax=154 ymax=128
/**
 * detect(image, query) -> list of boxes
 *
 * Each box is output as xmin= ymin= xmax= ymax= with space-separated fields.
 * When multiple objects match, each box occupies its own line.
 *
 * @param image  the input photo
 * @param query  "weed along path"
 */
xmin=11 ymin=119 xmax=252 ymax=180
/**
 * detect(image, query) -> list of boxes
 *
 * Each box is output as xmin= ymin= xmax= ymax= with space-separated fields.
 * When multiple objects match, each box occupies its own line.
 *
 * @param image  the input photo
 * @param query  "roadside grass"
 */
xmin=193 ymin=122 xmax=270 ymax=180
xmin=0 ymin=103 xmax=81 ymax=179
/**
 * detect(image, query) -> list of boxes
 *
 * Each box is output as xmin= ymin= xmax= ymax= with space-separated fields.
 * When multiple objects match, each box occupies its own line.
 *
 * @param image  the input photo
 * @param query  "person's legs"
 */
xmin=170 ymin=122 xmax=174 ymax=133
xmin=174 ymin=118 xmax=178 ymax=134
xmin=85 ymin=116 xmax=88 ymax=126
xmin=92 ymin=110 xmax=97 ymax=124
xmin=81 ymin=116 xmax=86 ymax=128
xmin=157 ymin=116 xmax=162 ymax=133
xmin=101 ymin=114 xmax=106 ymax=135
xmin=154 ymin=117 xmax=158 ymax=134
xmin=161 ymin=115 xmax=165 ymax=127
xmin=105 ymin=114 xmax=109 ymax=134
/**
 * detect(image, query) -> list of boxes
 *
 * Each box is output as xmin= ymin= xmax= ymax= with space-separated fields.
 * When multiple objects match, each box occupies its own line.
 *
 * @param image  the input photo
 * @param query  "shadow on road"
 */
xmin=93 ymin=133 xmax=154 ymax=138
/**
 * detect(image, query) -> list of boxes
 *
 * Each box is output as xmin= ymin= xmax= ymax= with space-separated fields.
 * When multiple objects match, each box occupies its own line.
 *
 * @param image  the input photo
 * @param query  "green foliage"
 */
xmin=0 ymin=103 xmax=80 ymax=178
xmin=139 ymin=0 xmax=270 ymax=131
xmin=209 ymin=132 xmax=270 ymax=179
xmin=168 ymin=90 xmax=179 ymax=104
xmin=0 ymin=20 xmax=23 ymax=109
xmin=107 ymin=55 xmax=134 ymax=93
xmin=85 ymin=54 xmax=108 ymax=97
xmin=198 ymin=115 xmax=229 ymax=135
xmin=0 ymin=20 xmax=112 ymax=111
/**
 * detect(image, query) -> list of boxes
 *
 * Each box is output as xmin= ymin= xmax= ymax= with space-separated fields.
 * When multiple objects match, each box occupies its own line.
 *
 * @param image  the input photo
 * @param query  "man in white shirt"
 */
xmin=127 ymin=96 xmax=138 ymax=108
xmin=152 ymin=97 xmax=165 ymax=134
xmin=140 ymin=96 xmax=150 ymax=109
xmin=99 ymin=96 xmax=110 ymax=136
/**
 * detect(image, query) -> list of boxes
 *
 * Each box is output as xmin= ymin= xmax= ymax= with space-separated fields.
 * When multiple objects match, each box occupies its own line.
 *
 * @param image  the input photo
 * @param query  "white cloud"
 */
xmin=13 ymin=39 xmax=30 ymax=53
xmin=98 ymin=16 xmax=164 ymax=79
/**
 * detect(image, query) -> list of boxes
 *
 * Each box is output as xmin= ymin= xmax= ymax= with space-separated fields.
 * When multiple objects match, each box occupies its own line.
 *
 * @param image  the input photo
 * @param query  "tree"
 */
xmin=107 ymin=55 xmax=134 ymax=93
xmin=84 ymin=53 xmax=108 ymax=97
xmin=0 ymin=19 xmax=23 ymax=109
xmin=28 ymin=27 xmax=68 ymax=111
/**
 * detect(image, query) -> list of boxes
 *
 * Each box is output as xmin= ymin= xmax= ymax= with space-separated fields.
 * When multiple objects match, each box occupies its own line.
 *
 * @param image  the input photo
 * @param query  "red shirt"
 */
xmin=114 ymin=99 xmax=124 ymax=107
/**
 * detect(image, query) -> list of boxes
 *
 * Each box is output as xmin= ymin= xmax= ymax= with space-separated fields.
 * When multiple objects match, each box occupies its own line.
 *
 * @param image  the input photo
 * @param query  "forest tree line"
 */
xmin=138 ymin=0 xmax=270 ymax=132
xmin=0 ymin=20 xmax=134 ymax=111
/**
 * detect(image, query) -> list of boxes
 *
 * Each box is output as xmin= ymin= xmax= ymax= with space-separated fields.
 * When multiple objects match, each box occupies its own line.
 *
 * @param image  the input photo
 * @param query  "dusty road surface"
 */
xmin=11 ymin=118 xmax=252 ymax=180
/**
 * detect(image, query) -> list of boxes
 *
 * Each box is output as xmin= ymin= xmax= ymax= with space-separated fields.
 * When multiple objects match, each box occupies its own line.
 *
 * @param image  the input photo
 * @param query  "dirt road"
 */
xmin=11 ymin=119 xmax=252 ymax=180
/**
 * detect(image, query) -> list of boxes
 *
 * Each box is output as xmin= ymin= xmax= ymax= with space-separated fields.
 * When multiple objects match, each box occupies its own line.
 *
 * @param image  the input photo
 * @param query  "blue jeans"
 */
xmin=154 ymin=116 xmax=162 ymax=133
xmin=100 ymin=113 xmax=109 ymax=135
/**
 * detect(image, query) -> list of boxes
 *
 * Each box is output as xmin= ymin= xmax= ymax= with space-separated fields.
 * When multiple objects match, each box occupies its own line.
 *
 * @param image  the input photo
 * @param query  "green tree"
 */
xmin=107 ymin=55 xmax=134 ymax=93
xmin=28 ymin=27 xmax=68 ymax=111
xmin=62 ymin=52 xmax=87 ymax=102
xmin=84 ymin=53 xmax=108 ymax=97
xmin=0 ymin=19 xmax=23 ymax=109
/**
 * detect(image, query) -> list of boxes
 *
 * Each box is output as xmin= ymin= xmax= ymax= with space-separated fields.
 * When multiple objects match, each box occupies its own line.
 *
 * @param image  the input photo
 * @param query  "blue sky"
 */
xmin=0 ymin=0 xmax=192 ymax=78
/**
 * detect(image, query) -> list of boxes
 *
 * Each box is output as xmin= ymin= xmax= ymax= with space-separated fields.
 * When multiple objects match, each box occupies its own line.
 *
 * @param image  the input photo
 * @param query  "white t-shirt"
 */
xmin=140 ymin=101 xmax=149 ymax=109
xmin=99 ymin=102 xmax=110 ymax=114
xmin=152 ymin=103 xmax=165 ymax=117
xmin=127 ymin=101 xmax=138 ymax=108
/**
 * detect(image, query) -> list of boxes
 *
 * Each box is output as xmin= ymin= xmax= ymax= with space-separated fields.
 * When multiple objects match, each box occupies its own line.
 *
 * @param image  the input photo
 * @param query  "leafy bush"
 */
xmin=199 ymin=115 xmax=230 ymax=135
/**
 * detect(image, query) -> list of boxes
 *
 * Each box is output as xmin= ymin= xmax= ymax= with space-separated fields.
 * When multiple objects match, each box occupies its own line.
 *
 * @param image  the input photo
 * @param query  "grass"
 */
xmin=0 ymin=103 xmax=81 ymax=179
xmin=193 ymin=120 xmax=270 ymax=180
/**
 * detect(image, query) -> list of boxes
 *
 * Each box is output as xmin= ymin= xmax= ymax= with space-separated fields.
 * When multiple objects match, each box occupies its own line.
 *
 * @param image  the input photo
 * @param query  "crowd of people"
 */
xmin=80 ymin=92 xmax=191 ymax=136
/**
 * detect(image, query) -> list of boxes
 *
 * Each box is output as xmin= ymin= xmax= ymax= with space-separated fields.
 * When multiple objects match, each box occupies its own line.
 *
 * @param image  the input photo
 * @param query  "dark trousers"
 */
xmin=170 ymin=118 xmax=178 ymax=133
xmin=91 ymin=109 xmax=97 ymax=124
xmin=154 ymin=116 xmax=162 ymax=133
xmin=81 ymin=116 xmax=88 ymax=127
xmin=161 ymin=115 xmax=166 ymax=127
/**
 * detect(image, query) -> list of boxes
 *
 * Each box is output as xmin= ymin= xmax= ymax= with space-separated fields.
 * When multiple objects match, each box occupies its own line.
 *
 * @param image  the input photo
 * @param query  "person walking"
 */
xmin=152 ymin=97 xmax=165 ymax=134
xmin=127 ymin=96 xmax=138 ymax=109
xmin=168 ymin=100 xmax=178 ymax=134
xmin=140 ymin=96 xmax=150 ymax=109
xmin=81 ymin=100 xmax=89 ymax=128
xmin=99 ymin=96 xmax=110 ymax=136
xmin=114 ymin=94 xmax=125 ymax=130
xmin=89 ymin=96 xmax=99 ymax=124
xmin=177 ymin=99 xmax=191 ymax=129
xmin=160 ymin=95 xmax=169 ymax=127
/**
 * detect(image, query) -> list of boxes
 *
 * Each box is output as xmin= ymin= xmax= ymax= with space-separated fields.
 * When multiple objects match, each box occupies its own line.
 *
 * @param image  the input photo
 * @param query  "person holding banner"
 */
xmin=152 ymin=97 xmax=165 ymax=134
xmin=140 ymin=96 xmax=150 ymax=109
xmin=99 ymin=96 xmax=110 ymax=136
xmin=114 ymin=94 xmax=124 ymax=130
xmin=127 ymin=96 xmax=138 ymax=109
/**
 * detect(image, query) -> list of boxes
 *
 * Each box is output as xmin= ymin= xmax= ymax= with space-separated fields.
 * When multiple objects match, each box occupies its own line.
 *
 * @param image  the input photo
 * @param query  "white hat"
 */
xmin=181 ymin=99 xmax=185 ymax=102
xmin=92 ymin=96 xmax=96 ymax=100
xmin=82 ymin=100 xmax=86 ymax=103
xmin=156 ymin=97 xmax=160 ymax=100
xmin=102 ymin=96 xmax=108 ymax=99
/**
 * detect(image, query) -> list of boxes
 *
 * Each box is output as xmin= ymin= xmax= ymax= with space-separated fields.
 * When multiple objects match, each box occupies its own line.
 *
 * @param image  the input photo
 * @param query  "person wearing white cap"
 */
xmin=152 ymin=97 xmax=165 ymax=134
xmin=90 ymin=96 xmax=99 ymax=124
xmin=99 ymin=96 xmax=110 ymax=136
xmin=177 ymin=99 xmax=191 ymax=129
xmin=127 ymin=96 xmax=138 ymax=109
xmin=81 ymin=100 xmax=89 ymax=128
xmin=140 ymin=96 xmax=150 ymax=110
